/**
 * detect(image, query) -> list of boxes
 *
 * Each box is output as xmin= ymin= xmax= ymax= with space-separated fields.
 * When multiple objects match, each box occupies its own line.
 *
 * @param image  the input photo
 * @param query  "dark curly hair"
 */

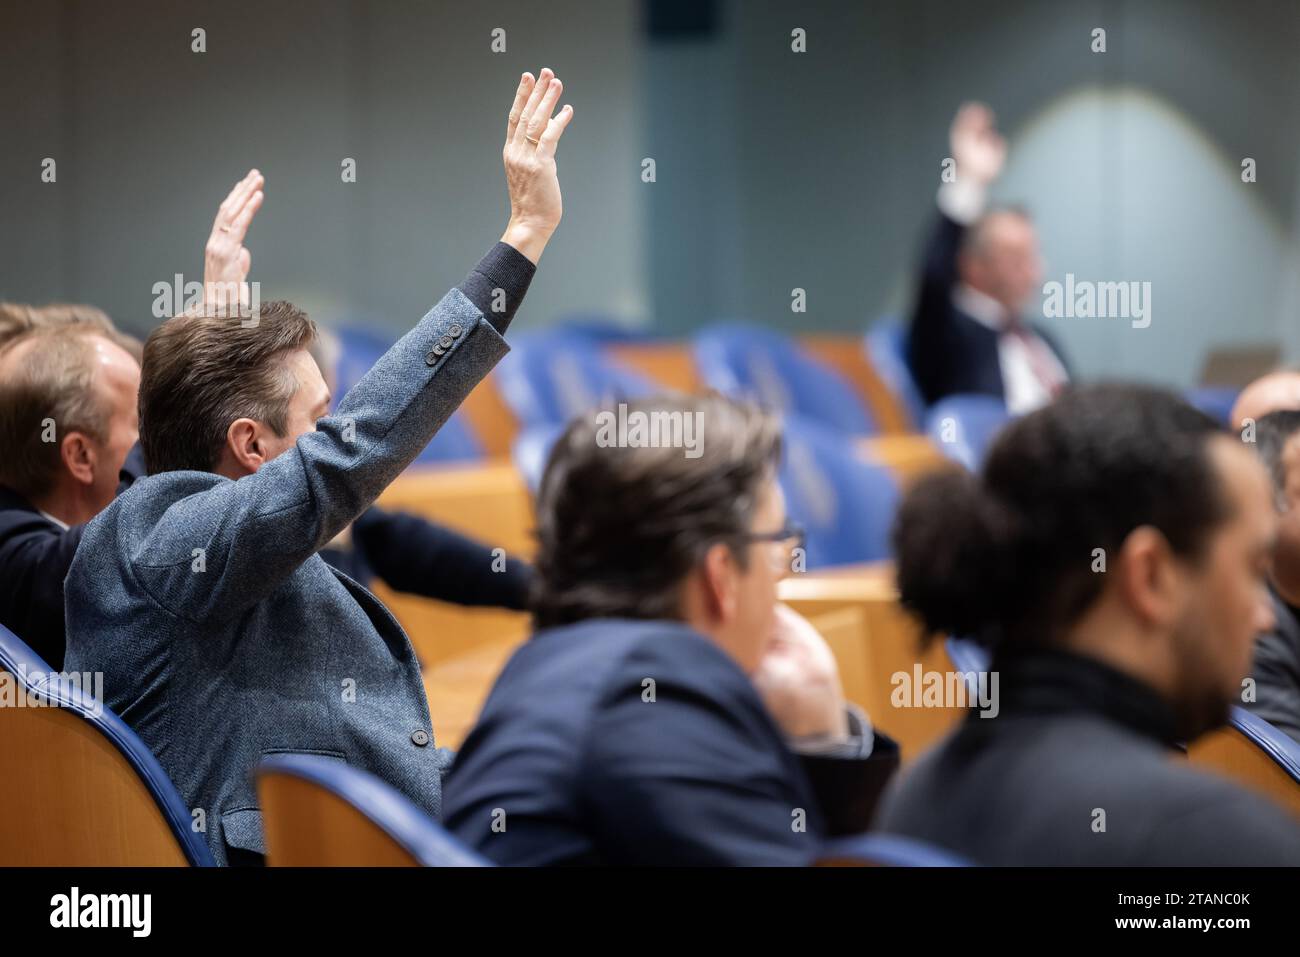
xmin=892 ymin=384 xmax=1231 ymax=650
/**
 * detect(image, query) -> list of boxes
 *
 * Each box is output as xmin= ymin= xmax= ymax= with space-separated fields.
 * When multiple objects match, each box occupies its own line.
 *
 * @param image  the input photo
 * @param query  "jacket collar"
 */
xmin=0 ymin=485 xmax=39 ymax=516
xmin=986 ymin=646 xmax=1181 ymax=748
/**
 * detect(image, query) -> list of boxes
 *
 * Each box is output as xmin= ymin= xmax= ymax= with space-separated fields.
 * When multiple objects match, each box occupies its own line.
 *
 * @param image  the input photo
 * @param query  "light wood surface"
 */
xmin=0 ymin=693 xmax=190 ymax=866
xmin=259 ymin=772 xmax=421 ymax=866
xmin=1186 ymin=724 xmax=1300 ymax=819
xmin=779 ymin=562 xmax=965 ymax=761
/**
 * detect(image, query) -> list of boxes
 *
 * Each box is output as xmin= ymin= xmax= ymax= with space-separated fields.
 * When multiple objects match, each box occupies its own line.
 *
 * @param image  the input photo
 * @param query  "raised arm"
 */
xmin=136 ymin=72 xmax=574 ymax=623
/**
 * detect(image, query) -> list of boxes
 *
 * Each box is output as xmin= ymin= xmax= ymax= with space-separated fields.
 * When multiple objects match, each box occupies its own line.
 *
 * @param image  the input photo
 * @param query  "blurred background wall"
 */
xmin=3 ymin=0 xmax=1298 ymax=387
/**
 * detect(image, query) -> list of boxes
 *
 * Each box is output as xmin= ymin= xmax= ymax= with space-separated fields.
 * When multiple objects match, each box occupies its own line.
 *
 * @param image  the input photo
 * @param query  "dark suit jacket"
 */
xmin=875 ymin=648 xmax=1300 ymax=865
xmin=0 ymin=488 xmax=82 ymax=669
xmin=907 ymin=212 xmax=1069 ymax=405
xmin=0 ymin=448 xmax=147 ymax=669
xmin=321 ymin=506 xmax=531 ymax=611
xmin=1246 ymin=588 xmax=1300 ymax=744
xmin=443 ymin=618 xmax=900 ymax=865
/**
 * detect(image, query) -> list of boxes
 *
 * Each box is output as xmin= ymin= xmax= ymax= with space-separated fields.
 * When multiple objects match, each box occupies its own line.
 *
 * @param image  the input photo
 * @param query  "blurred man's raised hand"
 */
xmin=950 ymin=101 xmax=1006 ymax=187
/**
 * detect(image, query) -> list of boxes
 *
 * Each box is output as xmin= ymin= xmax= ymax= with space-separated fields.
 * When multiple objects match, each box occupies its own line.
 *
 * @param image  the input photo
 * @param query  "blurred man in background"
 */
xmin=907 ymin=103 xmax=1069 ymax=414
xmin=1242 ymin=407 xmax=1300 ymax=742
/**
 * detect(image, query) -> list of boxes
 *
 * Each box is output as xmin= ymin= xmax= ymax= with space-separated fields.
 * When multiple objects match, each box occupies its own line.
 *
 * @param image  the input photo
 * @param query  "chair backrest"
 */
xmin=257 ymin=753 xmax=490 ymax=866
xmin=0 ymin=624 xmax=214 ymax=866
xmin=693 ymin=322 xmax=878 ymax=435
xmin=865 ymin=319 xmax=926 ymax=429
xmin=512 ymin=422 xmax=566 ymax=493
xmin=494 ymin=328 xmax=660 ymax=430
xmin=817 ymin=833 xmax=972 ymax=866
xmin=1184 ymin=386 xmax=1239 ymax=428
xmin=924 ymin=393 xmax=1011 ymax=471
xmin=1187 ymin=706 xmax=1300 ymax=819
xmin=780 ymin=416 xmax=900 ymax=568
xmin=333 ymin=324 xmax=482 ymax=464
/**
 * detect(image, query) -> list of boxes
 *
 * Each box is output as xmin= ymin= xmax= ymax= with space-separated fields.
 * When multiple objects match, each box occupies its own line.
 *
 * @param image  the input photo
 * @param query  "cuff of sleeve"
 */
xmin=936 ymin=179 xmax=988 ymax=226
xmin=788 ymin=704 xmax=875 ymax=759
xmin=459 ymin=241 xmax=537 ymax=335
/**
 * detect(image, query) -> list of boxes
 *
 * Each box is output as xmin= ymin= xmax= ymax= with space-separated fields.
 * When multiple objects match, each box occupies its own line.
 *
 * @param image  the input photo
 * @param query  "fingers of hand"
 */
xmin=228 ymin=190 xmax=264 ymax=238
xmin=535 ymin=104 xmax=573 ymax=157
xmin=526 ymin=76 xmax=563 ymax=142
xmin=515 ymin=67 xmax=553 ymax=144
xmin=506 ymin=72 xmax=535 ymax=140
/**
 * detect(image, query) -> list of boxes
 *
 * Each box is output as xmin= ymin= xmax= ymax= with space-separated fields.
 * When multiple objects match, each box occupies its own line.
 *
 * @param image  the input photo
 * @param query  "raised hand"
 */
xmin=750 ymin=604 xmax=851 ymax=742
xmin=500 ymin=69 xmax=574 ymax=264
xmin=949 ymin=102 xmax=1006 ymax=187
xmin=203 ymin=169 xmax=264 ymax=311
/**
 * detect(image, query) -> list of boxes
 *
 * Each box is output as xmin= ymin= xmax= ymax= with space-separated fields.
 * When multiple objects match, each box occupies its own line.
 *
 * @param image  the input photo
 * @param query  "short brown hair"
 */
xmin=0 ymin=325 xmax=113 ymax=499
xmin=139 ymin=300 xmax=316 ymax=474
xmin=531 ymin=392 xmax=782 ymax=628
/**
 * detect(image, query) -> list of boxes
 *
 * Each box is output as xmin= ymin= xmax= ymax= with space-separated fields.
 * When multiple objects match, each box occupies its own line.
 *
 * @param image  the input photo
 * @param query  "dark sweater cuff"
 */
xmin=458 ymin=241 xmax=537 ymax=335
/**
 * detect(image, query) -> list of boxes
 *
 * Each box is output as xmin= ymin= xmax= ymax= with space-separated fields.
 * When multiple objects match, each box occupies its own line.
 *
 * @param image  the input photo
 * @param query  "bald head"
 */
xmin=1231 ymin=371 xmax=1300 ymax=431
xmin=958 ymin=207 xmax=1043 ymax=316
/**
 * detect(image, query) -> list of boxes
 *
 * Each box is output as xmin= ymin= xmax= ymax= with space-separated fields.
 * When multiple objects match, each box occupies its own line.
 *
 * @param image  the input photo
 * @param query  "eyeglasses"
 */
xmin=735 ymin=522 xmax=806 ymax=573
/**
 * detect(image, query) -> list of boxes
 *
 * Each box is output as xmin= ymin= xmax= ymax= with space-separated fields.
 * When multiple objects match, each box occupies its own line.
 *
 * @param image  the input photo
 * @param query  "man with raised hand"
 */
xmin=906 ymin=102 xmax=1070 ymax=413
xmin=65 ymin=70 xmax=573 ymax=865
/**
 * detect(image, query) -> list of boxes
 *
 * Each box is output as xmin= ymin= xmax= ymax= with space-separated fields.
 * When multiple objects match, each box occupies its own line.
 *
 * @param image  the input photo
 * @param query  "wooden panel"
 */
xmin=857 ymin=434 xmax=948 ymax=486
xmin=805 ymin=605 xmax=872 ymax=713
xmin=459 ymin=374 xmax=520 ymax=460
xmin=423 ymin=634 xmax=524 ymax=751
xmin=380 ymin=587 xmax=529 ymax=670
xmin=800 ymin=334 xmax=912 ymax=435
xmin=607 ymin=342 xmax=700 ymax=393
xmin=0 ymin=696 xmax=189 ymax=866
xmin=372 ymin=463 xmax=534 ymax=668
xmin=378 ymin=462 xmax=535 ymax=558
xmin=259 ymin=773 xmax=420 ymax=867
xmin=780 ymin=562 xmax=965 ymax=762
xmin=1186 ymin=726 xmax=1300 ymax=819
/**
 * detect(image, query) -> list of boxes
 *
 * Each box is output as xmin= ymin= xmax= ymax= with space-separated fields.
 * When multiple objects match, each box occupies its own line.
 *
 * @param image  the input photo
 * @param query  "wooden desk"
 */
xmin=779 ymin=562 xmax=964 ymax=762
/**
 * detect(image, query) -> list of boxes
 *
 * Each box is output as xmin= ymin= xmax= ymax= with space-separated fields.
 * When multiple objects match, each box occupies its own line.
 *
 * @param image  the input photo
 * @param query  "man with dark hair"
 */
xmin=0 ymin=324 xmax=141 ymax=667
xmin=443 ymin=393 xmax=899 ymax=865
xmin=877 ymin=385 xmax=1300 ymax=865
xmin=65 ymin=70 xmax=574 ymax=864
xmin=906 ymin=103 xmax=1069 ymax=412
xmin=1242 ymin=409 xmax=1300 ymax=742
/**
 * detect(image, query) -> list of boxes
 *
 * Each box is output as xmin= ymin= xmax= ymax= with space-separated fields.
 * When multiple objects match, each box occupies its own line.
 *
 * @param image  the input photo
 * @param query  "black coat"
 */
xmin=875 ymin=647 xmax=1300 ymax=865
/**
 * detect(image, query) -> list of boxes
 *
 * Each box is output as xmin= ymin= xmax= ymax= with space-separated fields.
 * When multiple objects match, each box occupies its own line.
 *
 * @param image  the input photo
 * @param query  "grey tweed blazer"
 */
xmin=64 ymin=288 xmax=507 ymax=864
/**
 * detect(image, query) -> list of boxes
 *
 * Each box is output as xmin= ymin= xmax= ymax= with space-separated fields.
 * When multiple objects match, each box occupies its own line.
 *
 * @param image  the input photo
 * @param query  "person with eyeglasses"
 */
xmin=442 ymin=393 xmax=899 ymax=866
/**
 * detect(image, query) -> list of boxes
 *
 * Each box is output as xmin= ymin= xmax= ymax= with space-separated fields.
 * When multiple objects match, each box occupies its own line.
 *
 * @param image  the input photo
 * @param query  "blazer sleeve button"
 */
xmin=411 ymin=729 xmax=430 ymax=747
xmin=448 ymin=323 xmax=463 ymax=338
xmin=425 ymin=350 xmax=439 ymax=366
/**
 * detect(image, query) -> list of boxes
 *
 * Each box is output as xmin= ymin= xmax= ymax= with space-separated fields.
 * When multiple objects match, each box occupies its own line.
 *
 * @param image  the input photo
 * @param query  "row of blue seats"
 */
xmin=335 ymin=318 xmax=1242 ymax=569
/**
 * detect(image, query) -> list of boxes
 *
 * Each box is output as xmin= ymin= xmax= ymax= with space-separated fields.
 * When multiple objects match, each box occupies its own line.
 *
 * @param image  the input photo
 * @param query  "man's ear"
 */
xmin=700 ymin=542 xmax=740 ymax=626
xmin=225 ymin=418 xmax=267 ymax=475
xmin=60 ymin=431 xmax=97 ymax=487
xmin=1115 ymin=525 xmax=1184 ymax=629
